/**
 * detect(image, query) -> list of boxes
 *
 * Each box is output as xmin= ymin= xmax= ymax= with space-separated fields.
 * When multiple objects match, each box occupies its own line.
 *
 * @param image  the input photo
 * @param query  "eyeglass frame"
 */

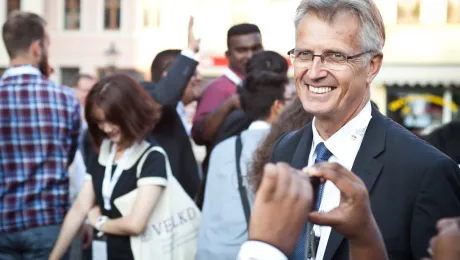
xmin=287 ymin=48 xmax=375 ymax=66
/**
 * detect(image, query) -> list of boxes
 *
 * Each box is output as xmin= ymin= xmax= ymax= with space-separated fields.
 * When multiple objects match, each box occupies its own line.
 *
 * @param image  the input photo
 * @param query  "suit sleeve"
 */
xmin=146 ymin=51 xmax=198 ymax=107
xmin=410 ymin=156 xmax=460 ymax=259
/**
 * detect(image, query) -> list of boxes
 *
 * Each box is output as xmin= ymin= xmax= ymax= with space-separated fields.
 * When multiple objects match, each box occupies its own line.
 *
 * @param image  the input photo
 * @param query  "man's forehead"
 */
xmin=295 ymin=12 xmax=360 ymax=49
xmin=229 ymin=33 xmax=262 ymax=47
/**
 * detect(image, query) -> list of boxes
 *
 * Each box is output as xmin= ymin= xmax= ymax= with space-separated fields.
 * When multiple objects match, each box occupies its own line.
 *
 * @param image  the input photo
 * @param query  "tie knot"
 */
xmin=315 ymin=142 xmax=332 ymax=164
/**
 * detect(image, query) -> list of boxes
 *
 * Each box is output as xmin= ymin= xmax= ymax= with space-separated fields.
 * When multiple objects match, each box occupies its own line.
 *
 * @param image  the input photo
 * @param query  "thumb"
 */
xmin=308 ymin=209 xmax=342 ymax=226
xmin=257 ymin=163 xmax=278 ymax=202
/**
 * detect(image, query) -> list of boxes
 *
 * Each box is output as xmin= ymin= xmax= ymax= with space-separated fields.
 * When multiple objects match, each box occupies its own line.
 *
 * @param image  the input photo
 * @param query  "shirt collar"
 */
xmin=1 ymin=65 xmax=42 ymax=79
xmin=311 ymin=101 xmax=372 ymax=161
xmin=248 ymin=120 xmax=271 ymax=130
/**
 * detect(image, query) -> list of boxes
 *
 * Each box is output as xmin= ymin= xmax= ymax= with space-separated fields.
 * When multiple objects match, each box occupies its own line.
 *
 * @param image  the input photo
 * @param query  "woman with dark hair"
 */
xmin=50 ymin=74 xmax=165 ymax=260
xmin=249 ymin=97 xmax=313 ymax=192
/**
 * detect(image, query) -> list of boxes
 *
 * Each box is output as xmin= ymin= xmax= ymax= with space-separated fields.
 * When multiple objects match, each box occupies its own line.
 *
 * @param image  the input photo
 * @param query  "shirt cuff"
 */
xmin=237 ymin=241 xmax=288 ymax=260
xmin=181 ymin=49 xmax=199 ymax=61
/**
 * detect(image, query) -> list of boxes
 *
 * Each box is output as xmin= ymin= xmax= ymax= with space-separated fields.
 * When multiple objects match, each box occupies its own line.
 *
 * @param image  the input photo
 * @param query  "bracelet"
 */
xmin=95 ymin=215 xmax=109 ymax=237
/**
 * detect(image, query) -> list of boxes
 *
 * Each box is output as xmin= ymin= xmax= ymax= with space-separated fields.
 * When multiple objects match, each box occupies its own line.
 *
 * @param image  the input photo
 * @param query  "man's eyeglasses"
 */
xmin=287 ymin=49 xmax=373 ymax=70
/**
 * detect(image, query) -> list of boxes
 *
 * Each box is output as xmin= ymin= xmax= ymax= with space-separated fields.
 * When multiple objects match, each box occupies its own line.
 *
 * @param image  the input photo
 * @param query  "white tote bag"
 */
xmin=114 ymin=146 xmax=201 ymax=260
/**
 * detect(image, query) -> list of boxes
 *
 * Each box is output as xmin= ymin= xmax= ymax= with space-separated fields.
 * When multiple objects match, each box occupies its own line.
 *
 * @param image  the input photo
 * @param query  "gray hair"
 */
xmin=294 ymin=0 xmax=385 ymax=54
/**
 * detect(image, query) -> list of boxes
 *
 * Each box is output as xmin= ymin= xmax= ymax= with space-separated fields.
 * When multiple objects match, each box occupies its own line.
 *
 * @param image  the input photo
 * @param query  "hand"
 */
xmin=229 ymin=94 xmax=241 ymax=109
xmin=87 ymin=206 xmax=102 ymax=227
xmin=80 ymin=224 xmax=93 ymax=250
xmin=187 ymin=16 xmax=200 ymax=53
xmin=305 ymin=163 xmax=378 ymax=245
xmin=248 ymin=163 xmax=313 ymax=256
xmin=422 ymin=217 xmax=460 ymax=260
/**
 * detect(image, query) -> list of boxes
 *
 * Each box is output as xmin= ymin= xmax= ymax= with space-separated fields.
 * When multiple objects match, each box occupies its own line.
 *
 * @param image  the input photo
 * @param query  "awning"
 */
xmin=375 ymin=65 xmax=460 ymax=86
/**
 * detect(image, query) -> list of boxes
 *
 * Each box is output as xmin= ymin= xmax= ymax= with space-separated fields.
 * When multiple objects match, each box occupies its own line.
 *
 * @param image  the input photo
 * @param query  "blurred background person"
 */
xmin=0 ymin=11 xmax=80 ymax=260
xmin=50 ymin=74 xmax=166 ymax=260
xmin=423 ymin=120 xmax=460 ymax=165
xmin=149 ymin=49 xmax=202 ymax=136
xmin=196 ymin=50 xmax=290 ymax=260
xmin=249 ymin=97 xmax=313 ymax=192
xmin=141 ymin=17 xmax=202 ymax=199
xmin=67 ymin=73 xmax=96 ymax=260
xmin=192 ymin=23 xmax=263 ymax=174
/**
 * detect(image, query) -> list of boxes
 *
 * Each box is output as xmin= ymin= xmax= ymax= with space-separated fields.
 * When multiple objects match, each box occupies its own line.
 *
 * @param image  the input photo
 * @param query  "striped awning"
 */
xmin=374 ymin=65 xmax=460 ymax=86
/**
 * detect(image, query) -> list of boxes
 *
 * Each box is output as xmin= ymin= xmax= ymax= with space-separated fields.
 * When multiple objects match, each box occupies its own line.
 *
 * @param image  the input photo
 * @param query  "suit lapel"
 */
xmin=323 ymin=106 xmax=387 ymax=260
xmin=291 ymin=122 xmax=313 ymax=169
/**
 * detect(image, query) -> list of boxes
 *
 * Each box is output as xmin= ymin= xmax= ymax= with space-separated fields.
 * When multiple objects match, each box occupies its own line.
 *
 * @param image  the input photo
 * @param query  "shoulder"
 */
xmin=209 ymin=136 xmax=237 ymax=163
xmin=241 ymin=128 xmax=270 ymax=145
xmin=382 ymin=120 xmax=458 ymax=179
xmin=137 ymin=145 xmax=168 ymax=185
xmin=142 ymin=146 xmax=167 ymax=165
xmin=203 ymin=75 xmax=233 ymax=93
xmin=385 ymin=120 xmax=449 ymax=163
xmin=274 ymin=124 xmax=308 ymax=151
xmin=50 ymin=82 xmax=80 ymax=107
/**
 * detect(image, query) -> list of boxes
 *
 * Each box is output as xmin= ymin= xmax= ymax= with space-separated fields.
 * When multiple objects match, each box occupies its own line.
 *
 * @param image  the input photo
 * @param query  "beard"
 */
xmin=38 ymin=53 xmax=51 ymax=78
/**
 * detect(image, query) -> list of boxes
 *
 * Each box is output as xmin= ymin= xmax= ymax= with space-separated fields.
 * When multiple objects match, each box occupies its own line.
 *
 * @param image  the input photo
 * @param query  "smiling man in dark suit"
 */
xmin=237 ymin=0 xmax=460 ymax=260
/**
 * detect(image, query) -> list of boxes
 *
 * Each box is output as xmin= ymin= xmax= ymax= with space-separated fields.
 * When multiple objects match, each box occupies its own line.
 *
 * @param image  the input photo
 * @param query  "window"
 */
xmin=7 ymin=0 xmax=20 ymax=16
xmin=397 ymin=0 xmax=421 ymax=24
xmin=104 ymin=0 xmax=121 ymax=30
xmin=448 ymin=0 xmax=460 ymax=23
xmin=60 ymin=67 xmax=80 ymax=86
xmin=64 ymin=0 xmax=81 ymax=30
xmin=143 ymin=3 xmax=161 ymax=28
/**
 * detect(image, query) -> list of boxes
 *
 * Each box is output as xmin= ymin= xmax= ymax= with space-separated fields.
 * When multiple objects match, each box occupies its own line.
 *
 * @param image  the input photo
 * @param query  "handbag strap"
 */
xmin=235 ymin=135 xmax=251 ymax=226
xmin=136 ymin=146 xmax=173 ymax=181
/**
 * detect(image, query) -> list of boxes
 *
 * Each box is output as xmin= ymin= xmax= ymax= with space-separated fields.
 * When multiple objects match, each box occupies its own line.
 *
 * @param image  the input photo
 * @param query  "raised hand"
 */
xmin=187 ymin=16 xmax=200 ymax=53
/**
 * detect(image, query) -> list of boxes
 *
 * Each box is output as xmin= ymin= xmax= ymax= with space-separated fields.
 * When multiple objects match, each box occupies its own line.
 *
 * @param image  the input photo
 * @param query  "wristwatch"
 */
xmin=95 ymin=215 xmax=109 ymax=237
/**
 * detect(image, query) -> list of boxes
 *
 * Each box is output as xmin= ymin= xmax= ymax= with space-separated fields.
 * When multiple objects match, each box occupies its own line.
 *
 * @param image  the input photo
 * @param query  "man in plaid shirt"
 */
xmin=0 ymin=11 xmax=80 ymax=259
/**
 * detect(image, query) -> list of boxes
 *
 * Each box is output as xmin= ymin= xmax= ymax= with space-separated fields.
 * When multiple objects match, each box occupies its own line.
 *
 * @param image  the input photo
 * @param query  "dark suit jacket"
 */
xmin=270 ymin=106 xmax=460 ymax=260
xmin=141 ymin=54 xmax=200 ymax=200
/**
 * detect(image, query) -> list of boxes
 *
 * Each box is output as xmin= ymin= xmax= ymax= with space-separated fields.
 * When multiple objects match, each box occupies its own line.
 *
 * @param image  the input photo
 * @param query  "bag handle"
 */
xmin=136 ymin=146 xmax=173 ymax=181
xmin=235 ymin=135 xmax=251 ymax=226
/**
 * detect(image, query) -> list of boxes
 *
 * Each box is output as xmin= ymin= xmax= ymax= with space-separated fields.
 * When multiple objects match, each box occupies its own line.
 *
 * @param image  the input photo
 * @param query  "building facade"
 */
xmin=0 ymin=0 xmax=459 ymax=135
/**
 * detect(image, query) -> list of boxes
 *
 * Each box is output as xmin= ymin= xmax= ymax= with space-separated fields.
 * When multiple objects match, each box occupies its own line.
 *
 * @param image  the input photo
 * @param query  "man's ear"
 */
xmin=366 ymin=54 xmax=383 ymax=85
xmin=30 ymin=40 xmax=42 ymax=58
xmin=162 ymin=70 xmax=168 ymax=78
xmin=271 ymin=100 xmax=283 ymax=117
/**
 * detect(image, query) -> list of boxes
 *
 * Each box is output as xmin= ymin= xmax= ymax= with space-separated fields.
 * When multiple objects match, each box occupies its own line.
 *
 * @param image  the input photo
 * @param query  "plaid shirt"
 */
xmin=0 ymin=65 xmax=81 ymax=233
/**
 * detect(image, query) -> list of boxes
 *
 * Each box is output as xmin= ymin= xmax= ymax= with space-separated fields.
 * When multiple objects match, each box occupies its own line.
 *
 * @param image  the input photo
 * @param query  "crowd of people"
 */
xmin=1 ymin=0 xmax=460 ymax=260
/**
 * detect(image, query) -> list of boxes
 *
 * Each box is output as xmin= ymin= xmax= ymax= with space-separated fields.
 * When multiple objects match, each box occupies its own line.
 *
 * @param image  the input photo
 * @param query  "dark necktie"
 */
xmin=291 ymin=142 xmax=332 ymax=260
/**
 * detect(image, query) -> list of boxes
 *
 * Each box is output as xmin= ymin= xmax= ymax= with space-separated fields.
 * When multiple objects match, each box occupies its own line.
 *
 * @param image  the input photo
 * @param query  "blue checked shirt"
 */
xmin=0 ymin=65 xmax=81 ymax=232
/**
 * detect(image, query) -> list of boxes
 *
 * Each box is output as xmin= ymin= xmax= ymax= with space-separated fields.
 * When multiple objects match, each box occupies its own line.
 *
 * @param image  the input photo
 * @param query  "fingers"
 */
xmin=257 ymin=163 xmax=279 ymax=202
xmin=308 ymin=209 xmax=342 ymax=226
xmin=304 ymin=166 xmax=355 ymax=195
xmin=273 ymin=163 xmax=293 ymax=200
xmin=437 ymin=217 xmax=460 ymax=232
xmin=312 ymin=162 xmax=362 ymax=184
xmin=188 ymin=16 xmax=194 ymax=30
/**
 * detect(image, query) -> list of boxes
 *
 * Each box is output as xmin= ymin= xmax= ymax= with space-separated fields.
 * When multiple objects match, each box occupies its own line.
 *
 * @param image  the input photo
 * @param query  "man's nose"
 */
xmin=307 ymin=57 xmax=328 ymax=80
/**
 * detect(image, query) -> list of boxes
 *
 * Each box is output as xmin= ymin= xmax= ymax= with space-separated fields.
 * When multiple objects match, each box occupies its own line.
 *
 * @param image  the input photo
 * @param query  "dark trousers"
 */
xmin=0 ymin=225 xmax=69 ymax=260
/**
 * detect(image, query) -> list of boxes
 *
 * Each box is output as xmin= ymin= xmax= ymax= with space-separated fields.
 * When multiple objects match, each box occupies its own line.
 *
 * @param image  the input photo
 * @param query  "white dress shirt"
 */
xmin=176 ymin=101 xmax=192 ymax=136
xmin=237 ymin=102 xmax=372 ymax=260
